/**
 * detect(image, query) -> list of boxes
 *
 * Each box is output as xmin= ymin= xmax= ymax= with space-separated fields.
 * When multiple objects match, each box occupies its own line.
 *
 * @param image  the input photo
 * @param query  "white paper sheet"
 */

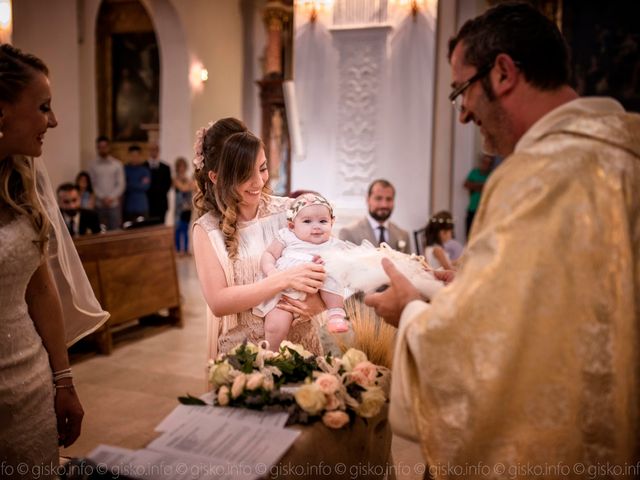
xmin=149 ymin=413 xmax=300 ymax=467
xmin=88 ymin=444 xmax=259 ymax=480
xmin=155 ymin=404 xmax=290 ymax=433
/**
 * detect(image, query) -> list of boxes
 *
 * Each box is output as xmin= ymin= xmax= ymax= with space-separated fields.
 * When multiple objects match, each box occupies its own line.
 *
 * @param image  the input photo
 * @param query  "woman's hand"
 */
xmin=278 ymin=292 xmax=326 ymax=322
xmin=277 ymin=263 xmax=326 ymax=294
xmin=55 ymin=386 xmax=84 ymax=448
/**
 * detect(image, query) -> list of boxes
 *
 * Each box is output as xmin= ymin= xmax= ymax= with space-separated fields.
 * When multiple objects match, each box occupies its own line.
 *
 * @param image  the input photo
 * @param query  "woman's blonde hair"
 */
xmin=0 ymin=44 xmax=51 ymax=254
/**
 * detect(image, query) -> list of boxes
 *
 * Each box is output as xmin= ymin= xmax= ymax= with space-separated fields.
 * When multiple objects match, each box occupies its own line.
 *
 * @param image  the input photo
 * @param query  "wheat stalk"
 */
xmin=333 ymin=293 xmax=396 ymax=369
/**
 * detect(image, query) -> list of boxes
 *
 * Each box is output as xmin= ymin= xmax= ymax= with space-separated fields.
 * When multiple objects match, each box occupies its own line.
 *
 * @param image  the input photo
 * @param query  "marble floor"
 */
xmin=62 ymin=256 xmax=424 ymax=479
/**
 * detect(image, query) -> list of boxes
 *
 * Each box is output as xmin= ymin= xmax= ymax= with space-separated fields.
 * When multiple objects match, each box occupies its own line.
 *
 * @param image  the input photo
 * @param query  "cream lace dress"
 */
xmin=194 ymin=196 xmax=323 ymax=360
xmin=0 ymin=215 xmax=58 ymax=477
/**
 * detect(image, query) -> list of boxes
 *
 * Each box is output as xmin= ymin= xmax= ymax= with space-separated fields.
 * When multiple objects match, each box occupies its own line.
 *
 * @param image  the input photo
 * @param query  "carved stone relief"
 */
xmin=332 ymin=27 xmax=391 ymax=196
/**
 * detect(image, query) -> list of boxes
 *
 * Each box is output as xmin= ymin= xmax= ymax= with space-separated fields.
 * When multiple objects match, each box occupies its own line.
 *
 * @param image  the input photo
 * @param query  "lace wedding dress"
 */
xmin=194 ymin=196 xmax=323 ymax=360
xmin=0 ymin=215 xmax=58 ymax=476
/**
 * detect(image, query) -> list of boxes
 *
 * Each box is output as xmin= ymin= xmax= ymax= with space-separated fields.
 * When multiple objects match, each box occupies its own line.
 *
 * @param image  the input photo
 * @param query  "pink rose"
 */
xmin=325 ymin=393 xmax=342 ymax=411
xmin=322 ymin=410 xmax=350 ymax=429
xmin=350 ymin=361 xmax=378 ymax=387
xmin=315 ymin=373 xmax=341 ymax=395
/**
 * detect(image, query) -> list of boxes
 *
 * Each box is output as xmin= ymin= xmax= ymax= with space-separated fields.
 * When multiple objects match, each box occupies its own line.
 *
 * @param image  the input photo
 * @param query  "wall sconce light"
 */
xmin=0 ymin=0 xmax=12 ymax=44
xmin=189 ymin=60 xmax=208 ymax=94
xmin=297 ymin=0 xmax=333 ymax=23
xmin=391 ymin=0 xmax=427 ymax=18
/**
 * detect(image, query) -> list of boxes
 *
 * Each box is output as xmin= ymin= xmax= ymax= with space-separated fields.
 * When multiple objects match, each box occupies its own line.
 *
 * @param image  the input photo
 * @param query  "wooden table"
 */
xmin=74 ymin=226 xmax=182 ymax=354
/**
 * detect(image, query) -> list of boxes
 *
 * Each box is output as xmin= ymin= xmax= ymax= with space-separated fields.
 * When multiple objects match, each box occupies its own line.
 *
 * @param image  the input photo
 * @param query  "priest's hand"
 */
xmin=365 ymin=258 xmax=422 ymax=327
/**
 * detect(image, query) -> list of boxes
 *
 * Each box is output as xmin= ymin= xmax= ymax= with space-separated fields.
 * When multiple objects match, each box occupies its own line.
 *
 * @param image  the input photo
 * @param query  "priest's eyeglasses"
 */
xmin=448 ymin=63 xmax=494 ymax=113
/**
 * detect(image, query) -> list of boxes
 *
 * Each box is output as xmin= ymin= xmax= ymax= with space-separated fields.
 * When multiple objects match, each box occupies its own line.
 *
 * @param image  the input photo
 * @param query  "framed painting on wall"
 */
xmin=111 ymin=32 xmax=160 ymax=142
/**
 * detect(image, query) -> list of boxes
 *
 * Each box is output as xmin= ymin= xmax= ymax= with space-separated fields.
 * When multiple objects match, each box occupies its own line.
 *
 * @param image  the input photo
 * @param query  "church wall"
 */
xmin=14 ymin=0 xmax=245 ymax=190
xmin=171 ymin=0 xmax=244 ymax=139
xmin=13 ymin=0 xmax=83 ymax=191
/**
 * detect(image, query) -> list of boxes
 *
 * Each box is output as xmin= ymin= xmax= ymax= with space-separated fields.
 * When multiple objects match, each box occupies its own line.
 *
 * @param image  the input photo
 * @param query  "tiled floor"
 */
xmin=62 ymin=256 xmax=424 ymax=479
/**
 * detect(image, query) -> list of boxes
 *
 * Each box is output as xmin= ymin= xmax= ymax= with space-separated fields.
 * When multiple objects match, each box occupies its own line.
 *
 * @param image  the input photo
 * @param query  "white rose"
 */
xmin=280 ymin=340 xmax=314 ymax=359
xmin=322 ymin=410 xmax=350 ymax=429
xmin=294 ymin=384 xmax=327 ymax=415
xmin=246 ymin=372 xmax=264 ymax=390
xmin=208 ymin=361 xmax=234 ymax=388
xmin=341 ymin=348 xmax=368 ymax=372
xmin=231 ymin=373 xmax=247 ymax=399
xmin=355 ymin=386 xmax=386 ymax=418
xmin=217 ymin=385 xmax=230 ymax=406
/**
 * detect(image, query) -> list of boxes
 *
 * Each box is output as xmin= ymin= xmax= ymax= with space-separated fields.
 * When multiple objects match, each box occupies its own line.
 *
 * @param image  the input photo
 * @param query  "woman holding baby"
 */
xmin=192 ymin=118 xmax=329 ymax=359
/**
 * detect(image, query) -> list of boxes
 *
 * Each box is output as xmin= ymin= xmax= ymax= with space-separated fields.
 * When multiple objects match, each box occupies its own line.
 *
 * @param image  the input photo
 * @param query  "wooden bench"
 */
xmin=74 ymin=226 xmax=182 ymax=354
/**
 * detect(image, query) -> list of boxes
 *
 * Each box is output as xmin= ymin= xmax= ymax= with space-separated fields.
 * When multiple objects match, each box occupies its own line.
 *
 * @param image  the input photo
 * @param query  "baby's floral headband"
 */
xmin=193 ymin=121 xmax=214 ymax=171
xmin=286 ymin=193 xmax=334 ymax=222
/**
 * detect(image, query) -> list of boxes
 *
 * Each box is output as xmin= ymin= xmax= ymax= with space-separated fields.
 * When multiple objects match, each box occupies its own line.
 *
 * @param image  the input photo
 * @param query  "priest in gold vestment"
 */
xmin=367 ymin=4 xmax=640 ymax=478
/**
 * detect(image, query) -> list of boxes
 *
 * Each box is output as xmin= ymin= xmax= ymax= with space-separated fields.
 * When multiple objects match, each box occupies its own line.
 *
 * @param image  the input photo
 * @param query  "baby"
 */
xmin=254 ymin=193 xmax=348 ymax=351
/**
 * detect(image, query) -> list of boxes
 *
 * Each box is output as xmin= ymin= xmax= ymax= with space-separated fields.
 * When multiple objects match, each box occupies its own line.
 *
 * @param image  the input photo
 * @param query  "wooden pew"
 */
xmin=74 ymin=226 xmax=182 ymax=354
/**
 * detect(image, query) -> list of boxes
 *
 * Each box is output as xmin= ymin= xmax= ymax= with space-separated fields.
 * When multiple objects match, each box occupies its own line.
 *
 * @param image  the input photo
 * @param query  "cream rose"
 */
xmin=350 ymin=361 xmax=378 ymax=387
xmin=217 ymin=385 xmax=230 ymax=406
xmin=262 ymin=376 xmax=275 ymax=391
xmin=294 ymin=384 xmax=327 ymax=415
xmin=231 ymin=373 xmax=247 ymax=399
xmin=229 ymin=342 xmax=259 ymax=355
xmin=208 ymin=361 xmax=235 ymax=388
xmin=322 ymin=410 xmax=350 ymax=429
xmin=341 ymin=348 xmax=368 ymax=372
xmin=246 ymin=372 xmax=264 ymax=390
xmin=355 ymin=386 xmax=386 ymax=418
xmin=280 ymin=341 xmax=314 ymax=359
xmin=315 ymin=373 xmax=341 ymax=395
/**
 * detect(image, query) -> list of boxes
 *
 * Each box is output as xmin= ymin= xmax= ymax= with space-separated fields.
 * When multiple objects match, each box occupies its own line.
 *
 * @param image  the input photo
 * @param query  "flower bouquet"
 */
xmin=179 ymin=341 xmax=389 ymax=430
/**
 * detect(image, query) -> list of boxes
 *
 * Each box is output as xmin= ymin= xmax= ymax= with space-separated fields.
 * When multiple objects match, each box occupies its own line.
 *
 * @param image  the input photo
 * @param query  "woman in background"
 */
xmin=75 ymin=170 xmax=96 ymax=210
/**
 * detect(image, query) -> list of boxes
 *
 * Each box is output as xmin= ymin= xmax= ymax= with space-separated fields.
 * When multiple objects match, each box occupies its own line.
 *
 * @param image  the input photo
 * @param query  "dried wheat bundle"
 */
xmin=333 ymin=294 xmax=396 ymax=369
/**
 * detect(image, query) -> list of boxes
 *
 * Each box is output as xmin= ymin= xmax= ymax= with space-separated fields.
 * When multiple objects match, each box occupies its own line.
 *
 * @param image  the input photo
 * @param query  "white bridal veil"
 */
xmin=34 ymin=157 xmax=109 ymax=346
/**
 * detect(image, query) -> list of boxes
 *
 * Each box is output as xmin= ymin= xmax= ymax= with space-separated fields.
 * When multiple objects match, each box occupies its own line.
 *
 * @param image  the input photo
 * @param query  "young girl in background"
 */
xmin=424 ymin=211 xmax=455 ymax=270
xmin=173 ymin=156 xmax=194 ymax=255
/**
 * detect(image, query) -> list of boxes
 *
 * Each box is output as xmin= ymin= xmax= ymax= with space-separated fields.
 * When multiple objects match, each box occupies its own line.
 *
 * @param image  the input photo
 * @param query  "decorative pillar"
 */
xmin=259 ymin=0 xmax=293 ymax=195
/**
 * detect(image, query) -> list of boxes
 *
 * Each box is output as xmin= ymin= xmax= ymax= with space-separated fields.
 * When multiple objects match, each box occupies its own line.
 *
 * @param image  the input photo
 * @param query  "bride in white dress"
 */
xmin=192 ymin=119 xmax=326 ymax=360
xmin=0 ymin=44 xmax=107 ymax=477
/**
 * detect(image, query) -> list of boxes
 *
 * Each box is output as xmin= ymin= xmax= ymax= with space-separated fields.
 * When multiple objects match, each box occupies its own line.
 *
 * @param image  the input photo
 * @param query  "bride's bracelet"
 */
xmin=53 ymin=368 xmax=73 ymax=383
xmin=54 ymin=383 xmax=75 ymax=390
